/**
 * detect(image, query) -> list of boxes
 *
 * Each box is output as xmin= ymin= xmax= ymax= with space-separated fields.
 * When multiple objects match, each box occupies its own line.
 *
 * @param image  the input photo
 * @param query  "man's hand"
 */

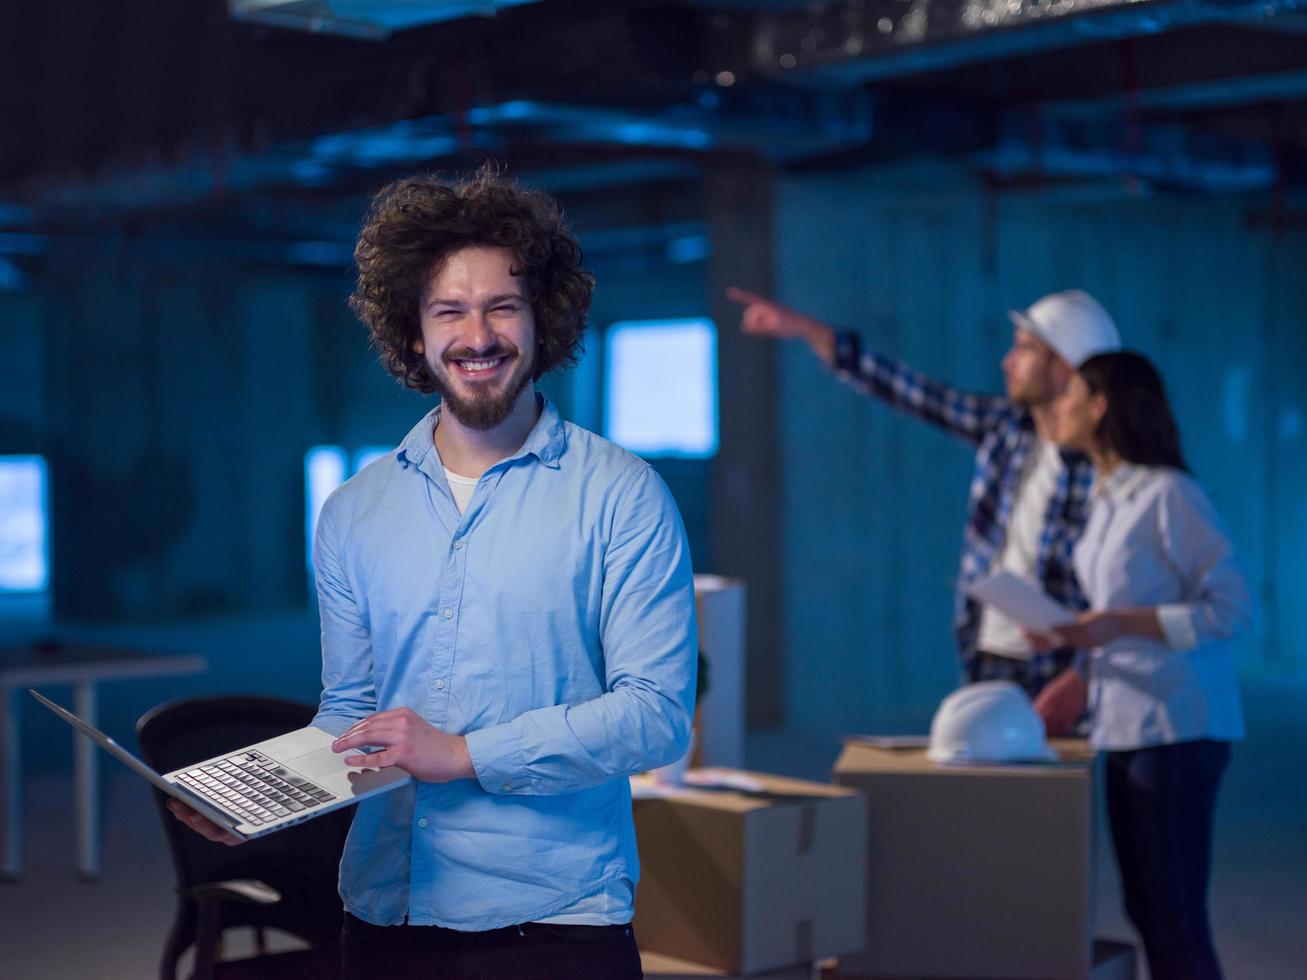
xmin=1025 ymin=610 xmax=1123 ymax=652
xmin=1033 ymin=668 xmax=1089 ymax=737
xmin=167 ymin=798 xmax=244 ymax=846
xmin=726 ymin=286 xmax=837 ymax=364
xmin=331 ymin=707 xmax=475 ymax=784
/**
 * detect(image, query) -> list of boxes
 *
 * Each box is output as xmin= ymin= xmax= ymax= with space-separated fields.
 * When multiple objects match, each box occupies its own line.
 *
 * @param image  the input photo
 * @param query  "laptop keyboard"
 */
xmin=176 ymin=750 xmax=336 ymax=827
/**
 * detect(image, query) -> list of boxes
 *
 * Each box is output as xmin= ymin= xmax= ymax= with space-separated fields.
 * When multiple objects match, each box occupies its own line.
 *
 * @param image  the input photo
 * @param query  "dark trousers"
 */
xmin=341 ymin=912 xmax=643 ymax=980
xmin=971 ymin=648 xmax=1075 ymax=699
xmin=1106 ymin=739 xmax=1231 ymax=980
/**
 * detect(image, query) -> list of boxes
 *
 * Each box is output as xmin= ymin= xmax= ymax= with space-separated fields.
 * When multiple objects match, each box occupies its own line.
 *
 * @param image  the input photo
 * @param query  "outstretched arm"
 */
xmin=727 ymin=286 xmax=1009 ymax=446
xmin=728 ymin=286 xmax=837 ymax=365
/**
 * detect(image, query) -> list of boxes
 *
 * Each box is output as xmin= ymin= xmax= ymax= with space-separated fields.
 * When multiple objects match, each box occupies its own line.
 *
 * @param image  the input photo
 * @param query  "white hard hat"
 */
xmin=927 ymin=680 xmax=1057 ymax=765
xmin=1008 ymin=290 xmax=1120 ymax=368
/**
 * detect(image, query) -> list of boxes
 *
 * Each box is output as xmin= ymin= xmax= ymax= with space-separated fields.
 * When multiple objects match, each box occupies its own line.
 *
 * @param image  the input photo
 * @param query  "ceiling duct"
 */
xmin=227 ymin=0 xmax=539 ymax=40
xmin=741 ymin=0 xmax=1307 ymax=83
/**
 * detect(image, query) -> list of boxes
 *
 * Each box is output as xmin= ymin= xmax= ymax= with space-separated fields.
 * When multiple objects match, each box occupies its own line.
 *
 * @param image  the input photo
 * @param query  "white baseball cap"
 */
xmin=1008 ymin=290 xmax=1120 ymax=367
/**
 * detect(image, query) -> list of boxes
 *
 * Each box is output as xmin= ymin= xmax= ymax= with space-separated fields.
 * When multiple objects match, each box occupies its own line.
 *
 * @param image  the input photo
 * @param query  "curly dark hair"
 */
xmin=349 ymin=163 xmax=594 ymax=392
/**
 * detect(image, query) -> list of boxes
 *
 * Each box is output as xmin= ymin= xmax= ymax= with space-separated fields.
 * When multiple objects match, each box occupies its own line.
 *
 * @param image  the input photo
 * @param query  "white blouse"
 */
xmin=1074 ymin=464 xmax=1251 ymax=751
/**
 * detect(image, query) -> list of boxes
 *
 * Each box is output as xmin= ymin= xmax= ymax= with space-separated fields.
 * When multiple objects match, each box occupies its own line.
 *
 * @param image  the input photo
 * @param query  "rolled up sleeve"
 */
xmin=1156 ymin=603 xmax=1199 ymax=651
xmin=1157 ymin=480 xmax=1254 ymax=651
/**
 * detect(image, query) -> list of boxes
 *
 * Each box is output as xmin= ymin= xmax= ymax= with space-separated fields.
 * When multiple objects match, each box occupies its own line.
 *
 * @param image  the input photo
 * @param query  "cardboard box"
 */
xmin=634 ymin=770 xmax=868 ymax=975
xmin=693 ymin=575 xmax=746 ymax=767
xmin=832 ymin=739 xmax=1100 ymax=979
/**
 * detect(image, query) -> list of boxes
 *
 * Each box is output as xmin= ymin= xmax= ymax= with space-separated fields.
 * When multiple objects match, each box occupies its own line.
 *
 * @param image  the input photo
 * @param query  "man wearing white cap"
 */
xmin=727 ymin=286 xmax=1121 ymax=722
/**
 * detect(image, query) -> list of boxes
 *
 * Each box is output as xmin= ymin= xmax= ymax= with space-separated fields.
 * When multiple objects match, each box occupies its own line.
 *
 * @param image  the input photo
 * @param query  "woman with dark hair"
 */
xmin=1030 ymin=350 xmax=1251 ymax=980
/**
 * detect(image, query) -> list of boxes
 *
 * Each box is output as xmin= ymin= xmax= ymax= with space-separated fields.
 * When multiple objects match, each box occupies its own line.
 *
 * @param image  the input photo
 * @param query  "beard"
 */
xmin=1005 ymin=376 xmax=1049 ymax=408
xmin=428 ymin=341 xmax=536 ymax=431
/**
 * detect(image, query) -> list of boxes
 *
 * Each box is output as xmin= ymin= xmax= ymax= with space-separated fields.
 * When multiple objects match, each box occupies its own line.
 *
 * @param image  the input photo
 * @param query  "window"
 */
xmin=0 ymin=455 xmax=49 ymax=593
xmin=304 ymin=445 xmax=392 ymax=569
xmin=603 ymin=318 xmax=718 ymax=459
xmin=304 ymin=446 xmax=347 ymax=570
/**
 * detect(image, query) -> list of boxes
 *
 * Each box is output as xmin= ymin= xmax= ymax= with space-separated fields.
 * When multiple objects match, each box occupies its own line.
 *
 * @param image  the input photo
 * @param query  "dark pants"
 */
xmin=970 ymin=648 xmax=1075 ymax=699
xmin=341 ymin=912 xmax=643 ymax=980
xmin=1106 ymin=739 xmax=1231 ymax=980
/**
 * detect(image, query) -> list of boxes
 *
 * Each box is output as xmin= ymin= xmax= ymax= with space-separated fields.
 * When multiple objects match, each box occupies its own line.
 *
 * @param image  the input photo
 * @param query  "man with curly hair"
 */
xmin=171 ymin=166 xmax=696 ymax=978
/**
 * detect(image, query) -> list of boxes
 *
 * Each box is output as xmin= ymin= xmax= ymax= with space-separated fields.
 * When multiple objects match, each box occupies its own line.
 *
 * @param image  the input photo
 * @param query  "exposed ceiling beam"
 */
xmin=734 ymin=0 xmax=1307 ymax=84
xmin=1046 ymin=66 xmax=1307 ymax=116
xmin=0 ymin=215 xmax=707 ymax=270
xmin=226 ymin=0 xmax=542 ymax=41
xmin=24 ymin=87 xmax=873 ymax=212
xmin=975 ymin=108 xmax=1277 ymax=190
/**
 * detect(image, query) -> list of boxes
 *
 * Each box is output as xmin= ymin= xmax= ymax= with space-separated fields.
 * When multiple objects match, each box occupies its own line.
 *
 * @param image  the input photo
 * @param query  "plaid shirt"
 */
xmin=834 ymin=332 xmax=1092 ymax=684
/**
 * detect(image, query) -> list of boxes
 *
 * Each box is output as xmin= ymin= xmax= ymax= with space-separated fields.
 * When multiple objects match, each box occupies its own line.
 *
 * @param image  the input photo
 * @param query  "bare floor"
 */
xmin=2 ymin=678 xmax=1303 ymax=980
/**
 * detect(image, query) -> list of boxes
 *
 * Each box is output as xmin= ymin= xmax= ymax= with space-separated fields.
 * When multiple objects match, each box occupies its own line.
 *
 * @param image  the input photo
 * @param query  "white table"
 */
xmin=1 ymin=643 xmax=206 ymax=880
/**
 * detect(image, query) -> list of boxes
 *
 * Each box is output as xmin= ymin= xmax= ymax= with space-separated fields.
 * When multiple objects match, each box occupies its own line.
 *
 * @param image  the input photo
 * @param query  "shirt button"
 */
xmin=435 ymin=679 xmax=445 ymax=690
xmin=417 ymin=817 xmax=428 ymax=828
xmin=442 ymin=608 xmax=453 ymax=619
xmin=501 ymin=783 xmax=511 ymax=793
xmin=453 ymin=540 xmax=464 ymax=551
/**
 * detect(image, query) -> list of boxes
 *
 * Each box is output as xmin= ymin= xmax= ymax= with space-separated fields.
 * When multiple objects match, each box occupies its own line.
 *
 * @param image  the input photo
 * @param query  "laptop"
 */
xmin=30 ymin=689 xmax=411 ymax=841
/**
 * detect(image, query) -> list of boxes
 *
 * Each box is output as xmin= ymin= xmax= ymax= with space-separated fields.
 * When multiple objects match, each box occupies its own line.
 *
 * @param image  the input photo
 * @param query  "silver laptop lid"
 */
xmin=28 ymin=688 xmax=241 ymax=831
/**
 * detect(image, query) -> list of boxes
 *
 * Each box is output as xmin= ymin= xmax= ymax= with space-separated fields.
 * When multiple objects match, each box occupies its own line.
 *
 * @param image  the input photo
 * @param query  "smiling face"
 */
xmin=416 ymin=246 xmax=537 ymax=431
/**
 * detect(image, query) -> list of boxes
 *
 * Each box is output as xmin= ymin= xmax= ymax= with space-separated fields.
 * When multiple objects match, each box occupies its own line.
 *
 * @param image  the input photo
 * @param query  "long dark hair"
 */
xmin=1078 ymin=351 xmax=1189 ymax=472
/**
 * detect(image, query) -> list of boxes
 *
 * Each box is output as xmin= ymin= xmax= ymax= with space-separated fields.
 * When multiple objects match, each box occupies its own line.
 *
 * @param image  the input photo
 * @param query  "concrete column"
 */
xmin=704 ymin=155 xmax=782 ymax=727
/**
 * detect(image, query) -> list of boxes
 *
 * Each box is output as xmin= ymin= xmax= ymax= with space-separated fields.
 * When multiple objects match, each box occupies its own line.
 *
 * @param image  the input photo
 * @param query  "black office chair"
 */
xmin=137 ymin=696 xmax=352 ymax=980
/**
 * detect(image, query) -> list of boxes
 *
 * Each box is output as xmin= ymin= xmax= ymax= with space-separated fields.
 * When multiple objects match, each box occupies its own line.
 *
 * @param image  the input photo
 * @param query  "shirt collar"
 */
xmin=1094 ymin=462 xmax=1149 ymax=503
xmin=516 ymin=394 xmax=566 ymax=468
xmin=395 ymin=394 xmax=566 ymax=471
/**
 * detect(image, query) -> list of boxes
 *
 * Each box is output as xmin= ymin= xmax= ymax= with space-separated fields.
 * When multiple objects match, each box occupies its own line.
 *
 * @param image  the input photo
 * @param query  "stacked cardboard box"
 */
xmin=634 ymin=770 xmax=868 ymax=975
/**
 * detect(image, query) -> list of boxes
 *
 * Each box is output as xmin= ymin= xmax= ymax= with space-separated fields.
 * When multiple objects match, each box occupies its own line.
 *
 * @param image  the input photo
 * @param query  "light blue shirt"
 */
xmin=1075 ymin=464 xmax=1251 ymax=751
xmin=311 ymin=397 xmax=697 ymax=930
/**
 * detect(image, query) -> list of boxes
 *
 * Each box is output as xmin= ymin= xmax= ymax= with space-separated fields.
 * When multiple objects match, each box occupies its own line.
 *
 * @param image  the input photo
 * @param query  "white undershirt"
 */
xmin=443 ymin=467 xmax=480 ymax=514
xmin=976 ymin=439 xmax=1063 ymax=658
